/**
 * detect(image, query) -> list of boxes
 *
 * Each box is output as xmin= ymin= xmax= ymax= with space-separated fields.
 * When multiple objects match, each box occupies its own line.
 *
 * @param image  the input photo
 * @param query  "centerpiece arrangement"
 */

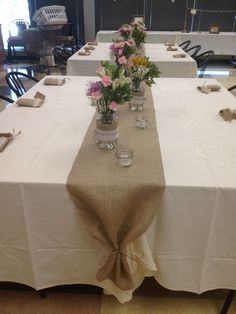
xmin=127 ymin=56 xmax=161 ymax=111
xmin=130 ymin=21 xmax=147 ymax=55
xmin=87 ymin=61 xmax=133 ymax=150
xmin=118 ymin=24 xmax=133 ymax=41
xmin=110 ymin=39 xmax=136 ymax=66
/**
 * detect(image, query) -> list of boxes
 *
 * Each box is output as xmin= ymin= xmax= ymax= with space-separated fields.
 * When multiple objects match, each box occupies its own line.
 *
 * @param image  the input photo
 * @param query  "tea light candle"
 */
xmin=135 ymin=116 xmax=148 ymax=129
xmin=116 ymin=148 xmax=133 ymax=167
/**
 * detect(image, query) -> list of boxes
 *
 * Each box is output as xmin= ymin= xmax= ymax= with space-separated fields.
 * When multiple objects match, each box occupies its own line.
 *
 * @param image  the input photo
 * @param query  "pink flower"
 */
xmin=109 ymin=101 xmax=118 ymax=111
xmin=101 ymin=75 xmax=112 ymax=87
xmin=92 ymin=91 xmax=102 ymax=100
xmin=118 ymin=55 xmax=127 ymax=65
xmin=118 ymin=49 xmax=123 ymax=55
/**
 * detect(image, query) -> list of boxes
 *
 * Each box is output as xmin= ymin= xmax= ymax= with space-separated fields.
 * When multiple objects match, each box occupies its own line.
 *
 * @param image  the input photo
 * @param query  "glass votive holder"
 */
xmin=135 ymin=116 xmax=149 ymax=129
xmin=116 ymin=148 xmax=133 ymax=167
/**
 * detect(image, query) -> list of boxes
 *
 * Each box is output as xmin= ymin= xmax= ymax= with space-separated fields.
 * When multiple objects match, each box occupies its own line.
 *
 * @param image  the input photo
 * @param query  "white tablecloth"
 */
xmin=0 ymin=76 xmax=236 ymax=303
xmin=144 ymin=44 xmax=197 ymax=78
xmin=96 ymin=31 xmax=236 ymax=55
xmin=67 ymin=43 xmax=197 ymax=78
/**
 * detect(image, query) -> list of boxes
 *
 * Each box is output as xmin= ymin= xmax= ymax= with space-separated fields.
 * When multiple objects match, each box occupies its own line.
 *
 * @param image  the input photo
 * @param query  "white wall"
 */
xmin=83 ymin=0 xmax=96 ymax=42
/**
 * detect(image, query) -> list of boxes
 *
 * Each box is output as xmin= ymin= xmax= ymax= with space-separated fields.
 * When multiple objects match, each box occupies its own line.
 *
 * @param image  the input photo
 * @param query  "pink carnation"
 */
xmin=109 ymin=101 xmax=118 ymax=111
xmin=118 ymin=55 xmax=127 ymax=65
xmin=101 ymin=75 xmax=112 ymax=87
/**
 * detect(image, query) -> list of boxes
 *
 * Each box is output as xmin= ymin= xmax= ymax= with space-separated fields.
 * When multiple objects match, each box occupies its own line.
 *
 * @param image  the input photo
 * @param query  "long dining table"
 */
xmin=67 ymin=43 xmax=197 ymax=78
xmin=96 ymin=30 xmax=236 ymax=55
xmin=0 ymin=76 xmax=236 ymax=303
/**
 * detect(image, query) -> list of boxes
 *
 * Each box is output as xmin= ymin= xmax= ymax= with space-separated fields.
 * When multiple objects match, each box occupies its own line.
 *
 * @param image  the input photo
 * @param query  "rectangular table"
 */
xmin=67 ymin=43 xmax=197 ymax=78
xmin=0 ymin=76 xmax=236 ymax=303
xmin=96 ymin=31 xmax=236 ymax=55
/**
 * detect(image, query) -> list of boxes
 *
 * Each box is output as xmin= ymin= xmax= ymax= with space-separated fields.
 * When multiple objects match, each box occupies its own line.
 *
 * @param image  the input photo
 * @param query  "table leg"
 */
xmin=220 ymin=290 xmax=235 ymax=314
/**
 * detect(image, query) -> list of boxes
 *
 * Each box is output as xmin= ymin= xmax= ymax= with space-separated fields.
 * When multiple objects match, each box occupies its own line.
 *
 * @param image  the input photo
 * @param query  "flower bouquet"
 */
xmin=131 ymin=21 xmax=147 ymax=51
xmin=127 ymin=56 xmax=161 ymax=111
xmin=110 ymin=39 xmax=136 ymax=66
xmin=87 ymin=61 xmax=133 ymax=149
xmin=119 ymin=24 xmax=132 ymax=41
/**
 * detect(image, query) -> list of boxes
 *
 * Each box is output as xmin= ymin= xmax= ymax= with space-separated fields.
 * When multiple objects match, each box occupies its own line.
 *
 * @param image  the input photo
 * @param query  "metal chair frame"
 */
xmin=179 ymin=40 xmax=191 ymax=51
xmin=0 ymin=95 xmax=14 ymax=103
xmin=5 ymin=71 xmax=38 ymax=98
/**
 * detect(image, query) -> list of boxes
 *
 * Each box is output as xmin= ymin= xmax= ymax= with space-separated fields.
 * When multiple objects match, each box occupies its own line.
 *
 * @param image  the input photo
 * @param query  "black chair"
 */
xmin=228 ymin=85 xmax=236 ymax=92
xmin=179 ymin=40 xmax=191 ymax=51
xmin=0 ymin=95 xmax=14 ymax=103
xmin=53 ymin=47 xmax=72 ymax=74
xmin=220 ymin=290 xmax=235 ymax=314
xmin=185 ymin=45 xmax=202 ymax=58
xmin=194 ymin=50 xmax=215 ymax=78
xmin=5 ymin=71 xmax=38 ymax=98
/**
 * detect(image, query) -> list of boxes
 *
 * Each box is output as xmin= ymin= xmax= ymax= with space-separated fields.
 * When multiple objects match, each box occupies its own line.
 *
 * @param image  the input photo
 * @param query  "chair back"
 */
xmin=195 ymin=50 xmax=215 ymax=78
xmin=8 ymin=19 xmax=29 ymax=37
xmin=5 ymin=71 xmax=38 ymax=98
xmin=179 ymin=40 xmax=191 ymax=51
xmin=228 ymin=85 xmax=236 ymax=97
xmin=185 ymin=45 xmax=201 ymax=58
xmin=53 ymin=47 xmax=72 ymax=66
xmin=0 ymin=95 xmax=14 ymax=103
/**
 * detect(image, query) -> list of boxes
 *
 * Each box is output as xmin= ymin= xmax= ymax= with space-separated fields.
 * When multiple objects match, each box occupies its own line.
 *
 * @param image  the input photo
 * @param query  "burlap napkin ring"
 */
xmin=0 ymin=129 xmax=21 ymax=153
xmin=173 ymin=53 xmax=186 ymax=58
xmin=167 ymin=46 xmax=178 ymax=51
xmin=16 ymin=91 xmax=46 ymax=107
xmin=43 ymin=78 xmax=65 ymax=86
xmin=78 ymin=50 xmax=91 ymax=56
xmin=85 ymin=45 xmax=95 ymax=51
xmin=165 ymin=41 xmax=175 ymax=46
xmin=219 ymin=108 xmax=236 ymax=122
xmin=197 ymin=82 xmax=221 ymax=94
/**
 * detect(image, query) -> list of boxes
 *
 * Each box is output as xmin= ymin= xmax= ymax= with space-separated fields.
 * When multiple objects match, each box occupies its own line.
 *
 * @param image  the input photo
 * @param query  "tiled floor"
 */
xmin=0 ymin=60 xmax=236 ymax=313
xmin=0 ymin=280 xmax=236 ymax=314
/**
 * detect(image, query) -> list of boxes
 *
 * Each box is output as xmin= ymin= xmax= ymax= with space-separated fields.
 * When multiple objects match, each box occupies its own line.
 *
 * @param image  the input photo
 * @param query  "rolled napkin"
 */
xmin=87 ymin=41 xmax=97 ymax=46
xmin=16 ymin=91 xmax=46 ymax=107
xmin=0 ymin=129 xmax=21 ymax=152
xmin=197 ymin=84 xmax=221 ymax=94
xmin=167 ymin=46 xmax=178 ymax=51
xmin=78 ymin=50 xmax=90 ymax=56
xmin=85 ymin=45 xmax=95 ymax=51
xmin=219 ymin=108 xmax=236 ymax=122
xmin=165 ymin=41 xmax=175 ymax=46
xmin=43 ymin=78 xmax=65 ymax=86
xmin=173 ymin=53 xmax=186 ymax=58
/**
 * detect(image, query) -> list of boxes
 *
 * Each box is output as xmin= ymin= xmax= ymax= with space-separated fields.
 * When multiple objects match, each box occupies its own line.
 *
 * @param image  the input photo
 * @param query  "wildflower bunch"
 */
xmin=86 ymin=61 xmax=133 ymax=114
xmin=119 ymin=24 xmax=132 ymax=41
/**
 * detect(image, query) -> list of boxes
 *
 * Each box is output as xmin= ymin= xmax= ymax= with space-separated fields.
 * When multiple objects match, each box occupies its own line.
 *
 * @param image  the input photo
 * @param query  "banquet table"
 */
xmin=96 ymin=31 xmax=236 ymax=55
xmin=0 ymin=76 xmax=236 ymax=303
xmin=67 ymin=43 xmax=197 ymax=78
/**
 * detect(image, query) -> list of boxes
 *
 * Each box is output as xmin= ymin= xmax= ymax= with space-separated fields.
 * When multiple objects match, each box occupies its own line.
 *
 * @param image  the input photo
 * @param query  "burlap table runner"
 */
xmin=67 ymin=87 xmax=165 ymax=290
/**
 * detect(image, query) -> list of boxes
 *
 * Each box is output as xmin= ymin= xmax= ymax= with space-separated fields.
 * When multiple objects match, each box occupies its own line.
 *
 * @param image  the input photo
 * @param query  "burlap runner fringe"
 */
xmin=67 ymin=86 xmax=165 ymax=290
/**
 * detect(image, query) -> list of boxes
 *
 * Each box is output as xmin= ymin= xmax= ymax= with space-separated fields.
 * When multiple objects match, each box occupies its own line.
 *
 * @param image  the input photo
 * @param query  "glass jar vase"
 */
xmin=94 ymin=112 xmax=119 ymax=150
xmin=129 ymin=80 xmax=145 ymax=111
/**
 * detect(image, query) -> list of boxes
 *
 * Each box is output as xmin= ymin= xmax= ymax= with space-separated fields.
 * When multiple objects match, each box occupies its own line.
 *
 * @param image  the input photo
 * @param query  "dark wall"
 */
xmin=95 ymin=0 xmax=145 ymax=31
xmin=28 ymin=0 xmax=85 ymax=44
xmin=95 ymin=0 xmax=236 ymax=33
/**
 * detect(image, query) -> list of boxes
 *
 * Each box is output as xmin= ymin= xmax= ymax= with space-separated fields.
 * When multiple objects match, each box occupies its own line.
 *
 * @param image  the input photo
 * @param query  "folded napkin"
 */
xmin=197 ymin=84 xmax=221 ymax=94
xmin=43 ymin=78 xmax=65 ymax=86
xmin=165 ymin=41 xmax=175 ymax=46
xmin=16 ymin=91 xmax=46 ymax=107
xmin=87 ymin=41 xmax=97 ymax=46
xmin=219 ymin=108 xmax=236 ymax=122
xmin=173 ymin=53 xmax=186 ymax=58
xmin=167 ymin=46 xmax=178 ymax=51
xmin=78 ymin=50 xmax=90 ymax=56
xmin=85 ymin=45 xmax=95 ymax=50
xmin=0 ymin=129 xmax=21 ymax=152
